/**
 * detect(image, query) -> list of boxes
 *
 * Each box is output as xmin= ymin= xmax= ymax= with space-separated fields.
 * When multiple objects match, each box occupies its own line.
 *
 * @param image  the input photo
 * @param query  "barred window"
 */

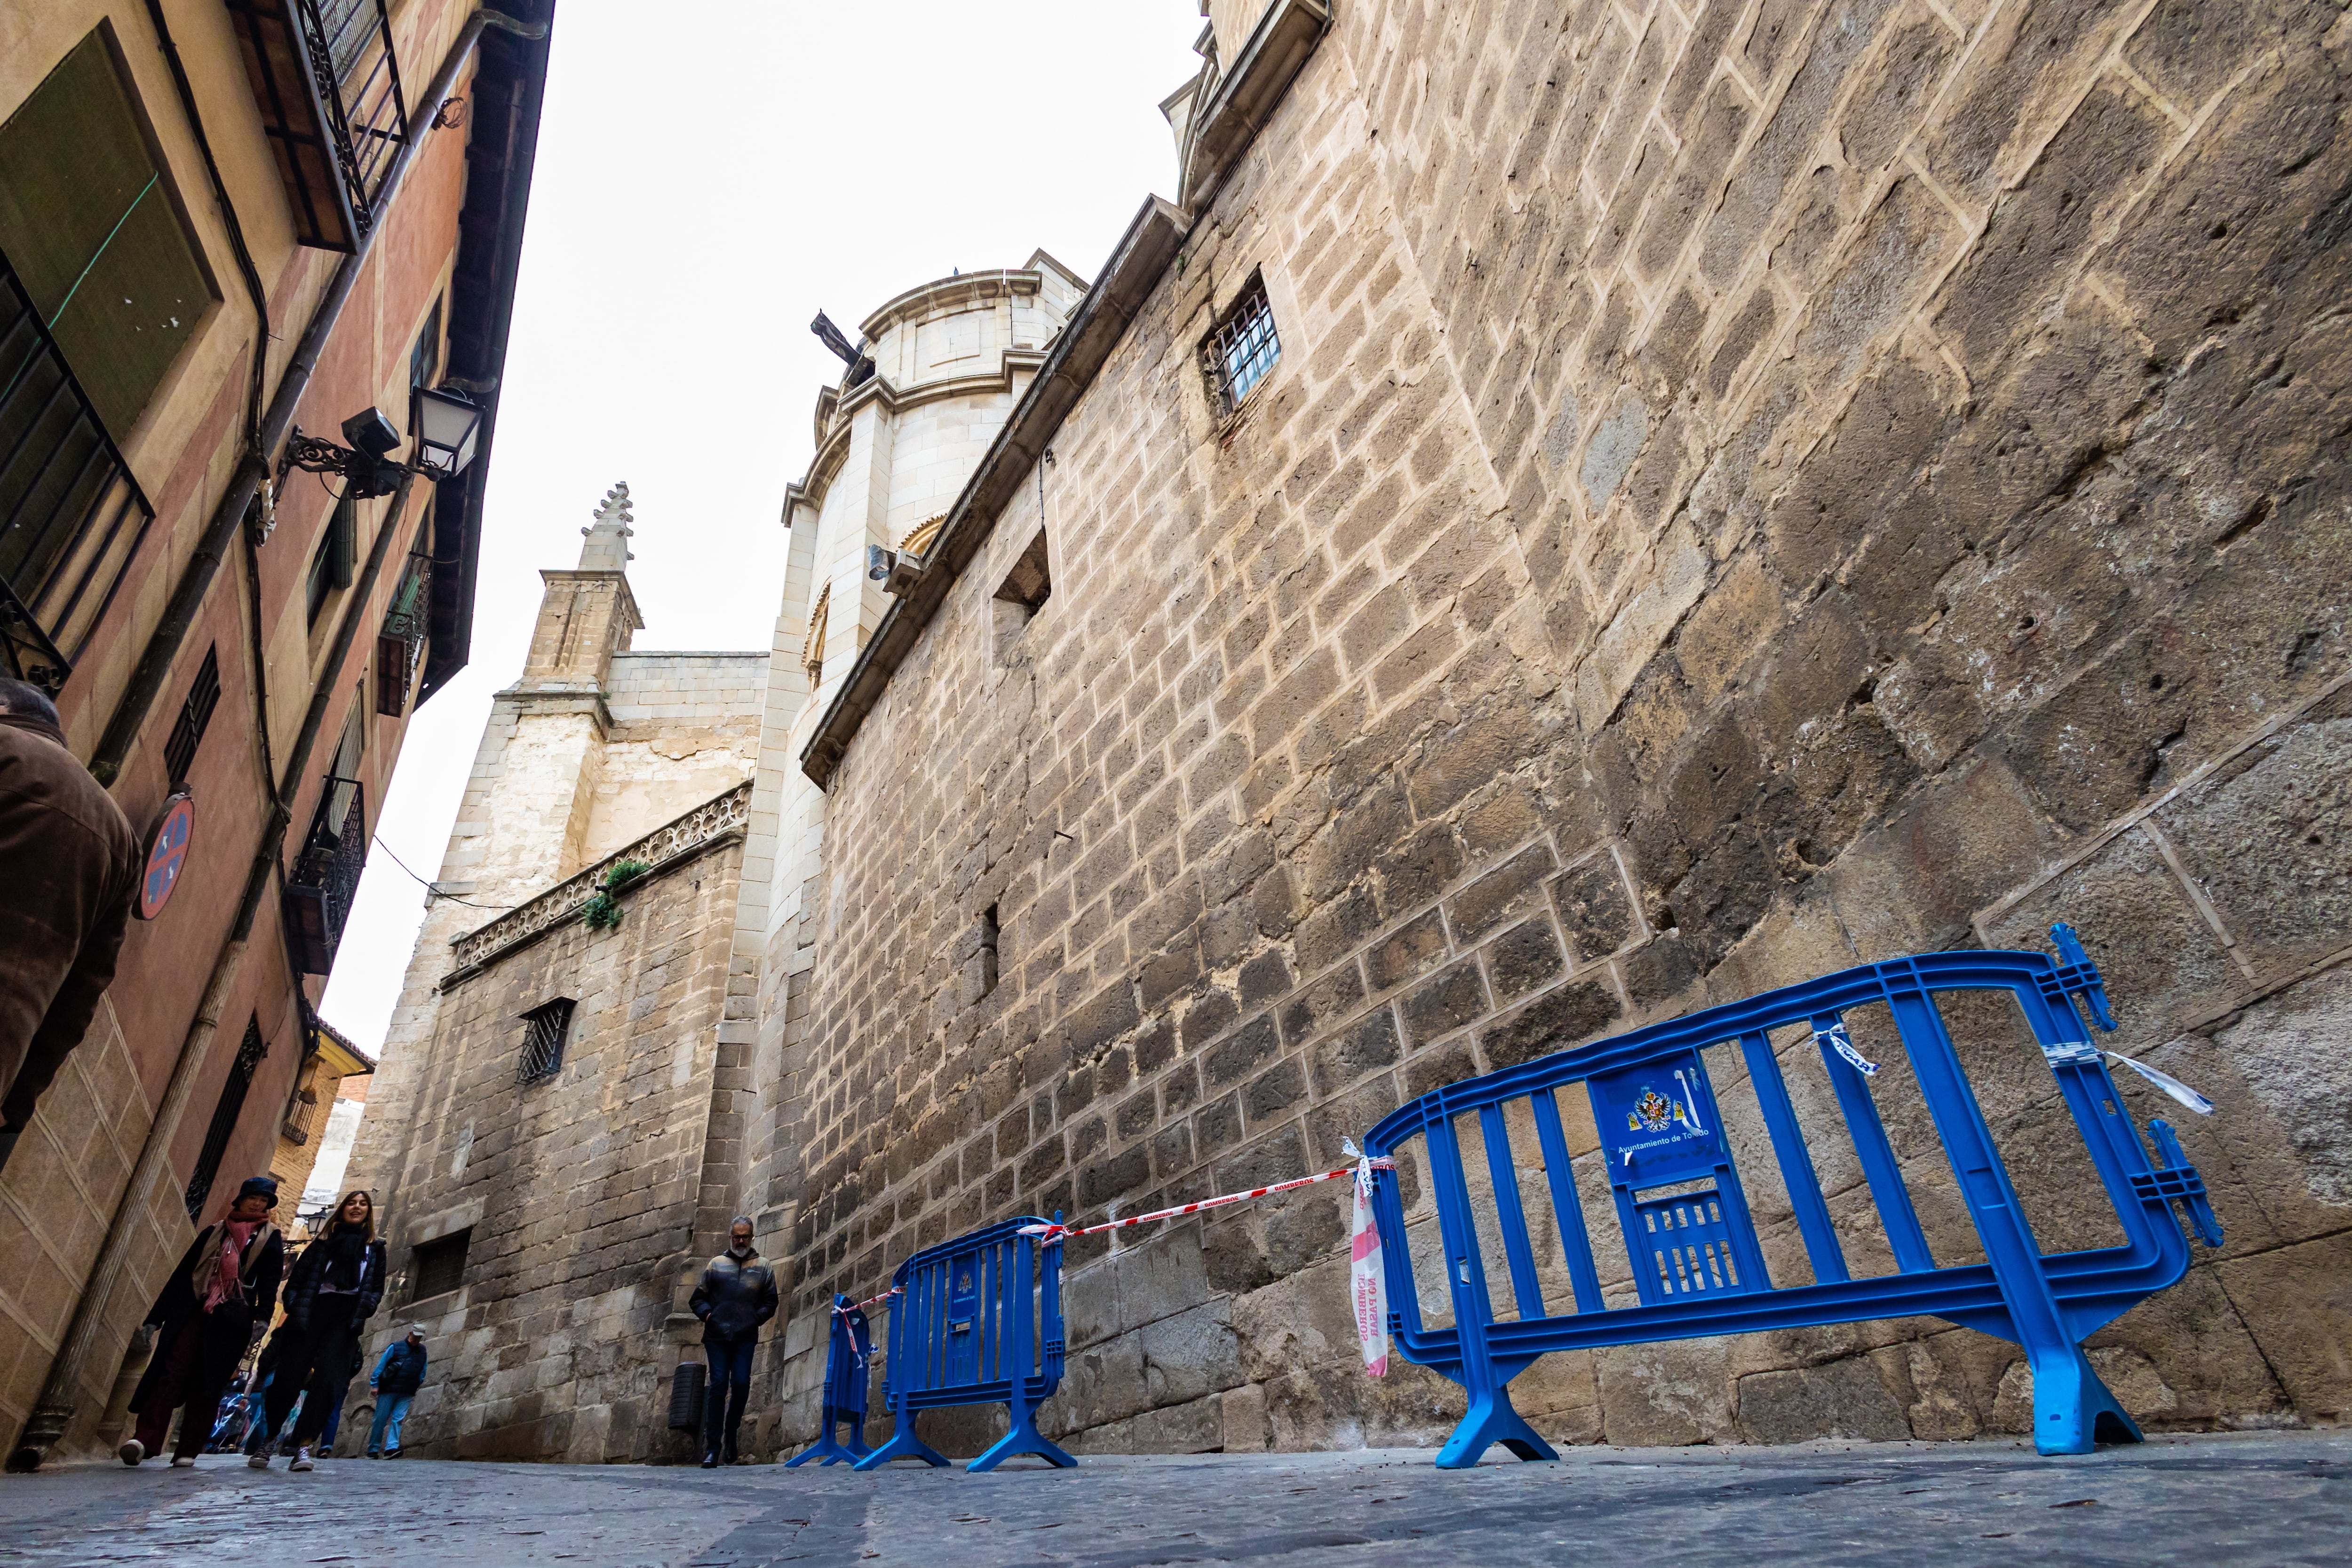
xmin=517 ymin=998 xmax=574 ymax=1087
xmin=1201 ymin=275 xmax=1279 ymax=416
xmin=162 ymin=644 xmax=220 ymax=788
xmin=410 ymin=1227 xmax=469 ymax=1302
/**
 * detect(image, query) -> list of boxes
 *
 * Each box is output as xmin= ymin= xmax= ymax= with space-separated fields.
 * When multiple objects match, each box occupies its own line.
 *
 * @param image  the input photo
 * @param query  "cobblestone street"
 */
xmin=0 ymin=1432 xmax=2341 ymax=1566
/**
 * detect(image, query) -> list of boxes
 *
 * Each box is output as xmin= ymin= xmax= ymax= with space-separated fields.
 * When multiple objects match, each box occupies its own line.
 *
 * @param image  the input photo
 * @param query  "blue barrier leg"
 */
xmin=1886 ymin=977 xmax=2143 ymax=1456
xmin=846 ymin=1409 xmax=872 ymax=1460
xmin=2030 ymin=1344 xmax=2143 ymax=1456
xmin=1425 ymin=1115 xmax=1557 ymax=1469
xmin=851 ymin=1413 xmax=949 ymax=1470
xmin=968 ymin=1387 xmax=1076 ymax=1473
xmin=784 ymin=1407 xmax=868 ymax=1467
xmin=1436 ymin=1380 xmax=1557 ymax=1470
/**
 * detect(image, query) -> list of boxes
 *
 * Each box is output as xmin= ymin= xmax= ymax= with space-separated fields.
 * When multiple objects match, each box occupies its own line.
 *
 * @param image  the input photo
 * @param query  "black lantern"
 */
xmin=413 ymin=385 xmax=484 ymax=479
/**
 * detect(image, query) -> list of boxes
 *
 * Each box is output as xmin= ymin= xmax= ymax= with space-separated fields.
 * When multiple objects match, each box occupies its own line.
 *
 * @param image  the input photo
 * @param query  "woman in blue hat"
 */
xmin=121 ymin=1175 xmax=284 ymax=1467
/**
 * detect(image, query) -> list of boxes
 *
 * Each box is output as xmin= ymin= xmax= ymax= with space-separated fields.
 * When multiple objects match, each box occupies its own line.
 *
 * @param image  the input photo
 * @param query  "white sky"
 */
xmin=321 ymin=1 xmax=1205 ymax=1055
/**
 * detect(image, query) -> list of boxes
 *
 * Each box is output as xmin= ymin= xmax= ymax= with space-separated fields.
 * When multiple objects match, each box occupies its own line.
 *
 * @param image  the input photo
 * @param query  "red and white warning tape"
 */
xmin=818 ymin=1146 xmax=1401 ymax=1379
xmin=831 ymin=1285 xmax=900 ymax=1315
xmin=1016 ymin=1156 xmax=1394 ymax=1244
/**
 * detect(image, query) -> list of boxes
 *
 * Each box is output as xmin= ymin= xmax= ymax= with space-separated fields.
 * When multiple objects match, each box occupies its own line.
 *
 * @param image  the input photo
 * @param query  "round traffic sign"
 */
xmin=137 ymin=792 xmax=195 ymax=920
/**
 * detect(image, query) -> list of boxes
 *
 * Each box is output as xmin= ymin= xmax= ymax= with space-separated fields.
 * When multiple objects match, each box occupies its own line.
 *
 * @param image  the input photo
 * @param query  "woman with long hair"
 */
xmin=253 ymin=1189 xmax=385 ymax=1472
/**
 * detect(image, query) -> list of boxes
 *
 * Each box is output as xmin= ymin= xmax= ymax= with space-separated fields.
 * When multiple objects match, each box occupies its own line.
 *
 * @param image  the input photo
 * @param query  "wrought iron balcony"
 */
xmin=0 ymin=254 xmax=156 ymax=695
xmin=375 ymin=550 xmax=430 ymax=714
xmin=285 ymin=775 xmax=367 ymax=974
xmin=224 ymin=0 xmax=411 ymax=253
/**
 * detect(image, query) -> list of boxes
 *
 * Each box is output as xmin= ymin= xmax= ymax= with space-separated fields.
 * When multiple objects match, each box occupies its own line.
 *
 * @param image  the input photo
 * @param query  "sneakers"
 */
xmin=699 ymin=1449 xmax=719 ymax=1469
xmin=117 ymin=1439 xmax=143 ymax=1466
xmin=289 ymin=1446 xmax=314 ymax=1472
xmin=169 ymin=1456 xmax=197 ymax=1468
xmin=365 ymin=1449 xmax=380 ymax=1459
xmin=246 ymin=1450 xmax=270 ymax=1470
xmin=385 ymin=1447 xmax=403 ymax=1459
xmin=722 ymin=1435 xmax=739 ymax=1466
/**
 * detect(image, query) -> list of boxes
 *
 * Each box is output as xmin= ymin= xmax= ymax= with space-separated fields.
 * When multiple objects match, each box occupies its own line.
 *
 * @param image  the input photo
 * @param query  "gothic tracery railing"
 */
xmin=448 ymin=781 xmax=750 ymax=972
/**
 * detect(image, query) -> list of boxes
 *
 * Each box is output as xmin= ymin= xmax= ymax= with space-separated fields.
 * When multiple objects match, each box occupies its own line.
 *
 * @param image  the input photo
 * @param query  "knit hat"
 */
xmin=235 ymin=1175 xmax=280 ymax=1208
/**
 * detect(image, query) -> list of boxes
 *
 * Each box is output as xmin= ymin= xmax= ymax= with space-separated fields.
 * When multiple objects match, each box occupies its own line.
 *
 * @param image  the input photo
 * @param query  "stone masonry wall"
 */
xmin=355 ymin=839 xmax=745 ymax=1463
xmin=761 ymin=0 xmax=2351 ymax=1457
xmin=583 ymin=651 xmax=765 ymax=865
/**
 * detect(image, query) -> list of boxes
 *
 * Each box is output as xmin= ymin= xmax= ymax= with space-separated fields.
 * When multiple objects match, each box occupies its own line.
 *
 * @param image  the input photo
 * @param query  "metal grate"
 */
xmin=163 ymin=646 xmax=222 ymax=787
xmin=410 ymin=1227 xmax=469 ymax=1302
xmin=516 ymin=998 xmax=573 ymax=1086
xmin=1200 ymin=278 xmax=1280 ymax=417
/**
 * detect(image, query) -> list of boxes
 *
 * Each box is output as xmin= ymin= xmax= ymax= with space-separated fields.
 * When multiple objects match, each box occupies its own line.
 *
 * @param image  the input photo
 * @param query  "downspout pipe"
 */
xmin=86 ymin=7 xmax=538 ymax=785
xmin=6 ymin=9 xmax=545 ymax=1471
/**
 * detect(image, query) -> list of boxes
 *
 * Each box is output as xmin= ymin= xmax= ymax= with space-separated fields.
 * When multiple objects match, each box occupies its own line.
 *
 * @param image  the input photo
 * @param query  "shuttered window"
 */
xmin=184 ymin=1018 xmax=267 ymax=1221
xmin=0 ymin=29 xmax=214 ymax=440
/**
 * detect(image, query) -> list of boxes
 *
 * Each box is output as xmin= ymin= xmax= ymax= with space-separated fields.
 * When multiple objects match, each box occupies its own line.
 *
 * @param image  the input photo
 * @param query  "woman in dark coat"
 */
xmin=122 ymin=1174 xmax=284 ymax=1466
xmin=255 ymin=1188 xmax=385 ymax=1472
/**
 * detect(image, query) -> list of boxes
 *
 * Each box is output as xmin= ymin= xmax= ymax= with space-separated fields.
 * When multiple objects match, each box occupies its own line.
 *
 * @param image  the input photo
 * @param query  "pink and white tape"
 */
xmin=831 ymin=1286 xmax=900 ymax=1315
xmin=826 ymin=1149 xmax=1403 ymax=1378
xmin=1015 ymin=1156 xmax=1394 ymax=1245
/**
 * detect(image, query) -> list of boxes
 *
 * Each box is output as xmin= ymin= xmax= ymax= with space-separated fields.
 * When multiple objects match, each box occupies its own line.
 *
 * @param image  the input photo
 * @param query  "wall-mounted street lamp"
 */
xmin=280 ymin=385 xmax=485 ymax=499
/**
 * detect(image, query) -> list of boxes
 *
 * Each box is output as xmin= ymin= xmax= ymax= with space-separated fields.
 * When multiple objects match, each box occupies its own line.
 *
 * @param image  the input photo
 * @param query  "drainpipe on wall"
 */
xmin=3 ymin=8 xmax=547 ymax=1472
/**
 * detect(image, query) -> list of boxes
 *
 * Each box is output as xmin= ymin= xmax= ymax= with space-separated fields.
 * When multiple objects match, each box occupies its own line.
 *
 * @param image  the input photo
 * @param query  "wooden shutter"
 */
xmin=0 ymin=29 xmax=215 ymax=439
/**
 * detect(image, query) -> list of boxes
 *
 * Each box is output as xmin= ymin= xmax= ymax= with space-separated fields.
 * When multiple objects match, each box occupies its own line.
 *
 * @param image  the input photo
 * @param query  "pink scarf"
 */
xmin=204 ymin=1220 xmax=262 ymax=1311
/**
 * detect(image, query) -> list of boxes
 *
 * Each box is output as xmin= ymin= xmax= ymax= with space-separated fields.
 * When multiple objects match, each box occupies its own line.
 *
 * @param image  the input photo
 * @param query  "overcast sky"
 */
xmin=320 ymin=2 xmax=1204 ymax=1057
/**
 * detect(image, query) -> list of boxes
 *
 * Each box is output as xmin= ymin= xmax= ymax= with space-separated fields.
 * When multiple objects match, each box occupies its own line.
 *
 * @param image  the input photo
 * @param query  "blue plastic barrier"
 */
xmin=784 ymin=1295 xmax=875 ymax=1466
xmin=853 ymin=1214 xmax=1074 ymax=1472
xmin=1364 ymin=926 xmax=2221 ymax=1466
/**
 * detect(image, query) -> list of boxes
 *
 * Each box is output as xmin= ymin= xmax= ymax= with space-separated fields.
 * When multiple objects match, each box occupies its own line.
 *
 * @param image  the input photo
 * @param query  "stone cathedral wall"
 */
xmin=763 ymin=0 xmax=2352 ymax=1456
xmin=354 ymin=807 xmax=750 ymax=1462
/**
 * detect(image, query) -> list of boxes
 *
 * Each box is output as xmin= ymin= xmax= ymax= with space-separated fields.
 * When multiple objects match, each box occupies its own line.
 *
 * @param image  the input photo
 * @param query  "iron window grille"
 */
xmin=184 ymin=1018 xmax=268 ymax=1220
xmin=223 ymin=0 xmax=410 ymax=253
xmin=409 ymin=1227 xmax=469 ymax=1302
xmin=517 ymin=998 xmax=574 ymax=1087
xmin=1201 ymin=277 xmax=1280 ymax=417
xmin=0 ymin=253 xmax=158 ymax=695
xmin=280 ymin=1085 xmax=320 ymax=1145
xmin=162 ymin=645 xmax=221 ymax=788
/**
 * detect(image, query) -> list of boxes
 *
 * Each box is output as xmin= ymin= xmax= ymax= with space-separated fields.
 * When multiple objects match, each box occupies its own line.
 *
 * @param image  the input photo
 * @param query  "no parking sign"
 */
xmin=136 ymin=792 xmax=194 ymax=920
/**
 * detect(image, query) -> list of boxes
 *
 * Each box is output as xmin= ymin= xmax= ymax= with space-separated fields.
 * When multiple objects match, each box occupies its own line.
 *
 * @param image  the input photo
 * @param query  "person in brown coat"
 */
xmin=0 ymin=677 xmax=141 ymax=1172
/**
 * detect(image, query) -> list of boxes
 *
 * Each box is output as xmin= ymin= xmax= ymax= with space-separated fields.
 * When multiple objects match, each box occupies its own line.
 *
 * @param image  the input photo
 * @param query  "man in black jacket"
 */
xmin=688 ymin=1216 xmax=778 ymax=1466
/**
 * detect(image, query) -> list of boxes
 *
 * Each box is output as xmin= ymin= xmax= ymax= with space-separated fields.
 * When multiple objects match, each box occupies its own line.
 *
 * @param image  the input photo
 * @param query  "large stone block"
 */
xmin=1734 ymin=1353 xmax=1912 ymax=1444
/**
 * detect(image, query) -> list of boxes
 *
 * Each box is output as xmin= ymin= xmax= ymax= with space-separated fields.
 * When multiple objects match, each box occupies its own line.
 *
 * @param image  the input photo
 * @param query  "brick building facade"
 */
xmin=357 ymin=0 xmax=2350 ymax=1463
xmin=0 ymin=0 xmax=550 ymax=1467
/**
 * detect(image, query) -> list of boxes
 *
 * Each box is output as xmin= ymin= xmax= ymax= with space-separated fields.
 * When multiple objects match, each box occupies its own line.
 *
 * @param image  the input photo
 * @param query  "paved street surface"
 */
xmin=0 ymin=1432 xmax=2340 ymax=1566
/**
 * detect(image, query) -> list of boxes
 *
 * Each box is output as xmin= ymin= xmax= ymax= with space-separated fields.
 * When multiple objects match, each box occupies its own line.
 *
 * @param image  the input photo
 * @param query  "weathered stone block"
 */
xmin=1734 ymin=1354 xmax=1912 ymax=1444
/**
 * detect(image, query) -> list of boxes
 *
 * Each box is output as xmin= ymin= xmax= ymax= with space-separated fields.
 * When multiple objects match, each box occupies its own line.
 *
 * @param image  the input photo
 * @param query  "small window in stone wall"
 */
xmin=976 ymin=903 xmax=1000 ymax=1001
xmin=992 ymin=528 xmax=1050 ymax=663
xmin=516 ymin=998 xmax=574 ymax=1086
xmin=410 ymin=1228 xmax=469 ymax=1303
xmin=1201 ymin=273 xmax=1279 ymax=417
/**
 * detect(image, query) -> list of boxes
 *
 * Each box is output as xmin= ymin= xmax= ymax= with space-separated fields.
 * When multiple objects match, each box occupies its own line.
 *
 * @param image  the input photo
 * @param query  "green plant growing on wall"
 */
xmin=580 ymin=858 xmax=652 ymax=933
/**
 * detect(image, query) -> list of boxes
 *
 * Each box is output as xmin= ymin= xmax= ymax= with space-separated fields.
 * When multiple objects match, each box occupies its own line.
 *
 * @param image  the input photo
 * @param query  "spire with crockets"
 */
xmin=578 ymin=481 xmax=635 ymax=571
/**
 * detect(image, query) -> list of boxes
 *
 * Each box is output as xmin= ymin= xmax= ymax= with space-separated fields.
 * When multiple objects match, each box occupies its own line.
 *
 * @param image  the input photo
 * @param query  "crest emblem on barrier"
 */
xmin=1629 ymin=1087 xmax=1681 ymax=1132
